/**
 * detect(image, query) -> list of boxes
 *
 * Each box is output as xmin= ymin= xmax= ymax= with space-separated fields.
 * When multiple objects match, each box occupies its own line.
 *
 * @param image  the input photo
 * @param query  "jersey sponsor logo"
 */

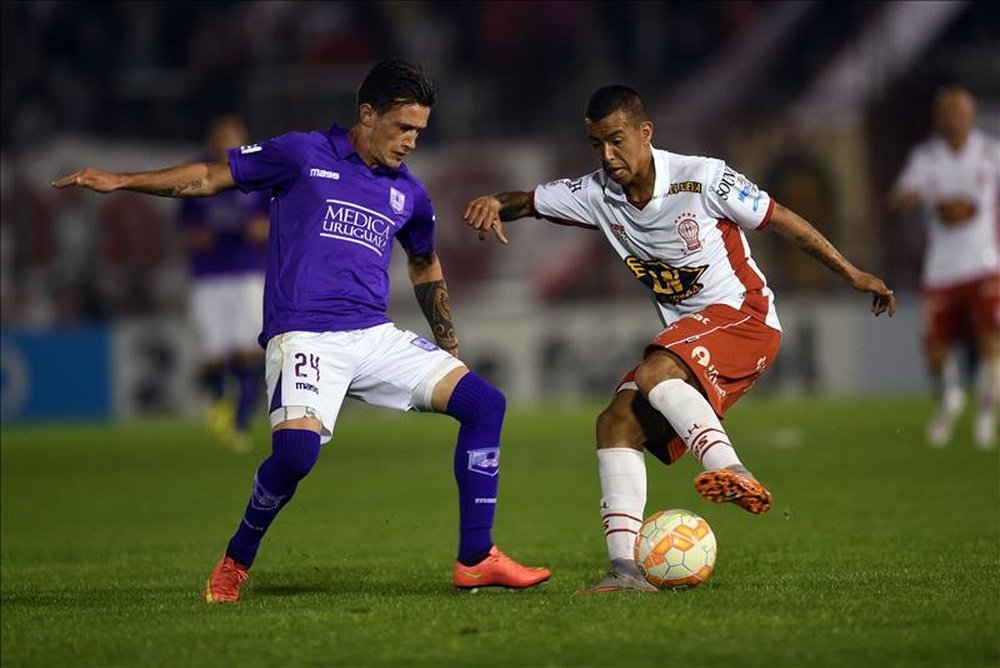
xmin=390 ymin=187 xmax=406 ymax=214
xmin=467 ymin=447 xmax=500 ymax=477
xmin=734 ymin=174 xmax=763 ymax=212
xmin=239 ymin=144 xmax=262 ymax=154
xmin=675 ymin=214 xmax=702 ymax=252
xmin=294 ymin=381 xmax=319 ymax=393
xmin=320 ymin=199 xmax=395 ymax=256
xmin=309 ymin=168 xmax=340 ymax=180
xmin=667 ymin=181 xmax=702 ymax=196
xmin=716 ymin=167 xmax=763 ymax=211
xmin=690 ymin=345 xmax=727 ymax=399
xmin=409 ymin=336 xmax=438 ymax=351
xmin=624 ymin=256 xmax=708 ymax=305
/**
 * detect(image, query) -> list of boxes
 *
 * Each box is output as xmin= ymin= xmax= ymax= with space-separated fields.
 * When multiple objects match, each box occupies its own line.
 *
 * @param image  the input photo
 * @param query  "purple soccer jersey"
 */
xmin=227 ymin=124 xmax=436 ymax=346
xmin=179 ymin=185 xmax=270 ymax=278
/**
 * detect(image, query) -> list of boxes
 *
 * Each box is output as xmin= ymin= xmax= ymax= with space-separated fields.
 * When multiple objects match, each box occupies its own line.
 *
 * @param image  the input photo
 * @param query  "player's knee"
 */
xmin=635 ymin=350 xmax=690 ymax=395
xmin=446 ymin=372 xmax=506 ymax=426
xmin=271 ymin=429 xmax=321 ymax=479
xmin=596 ymin=403 xmax=645 ymax=447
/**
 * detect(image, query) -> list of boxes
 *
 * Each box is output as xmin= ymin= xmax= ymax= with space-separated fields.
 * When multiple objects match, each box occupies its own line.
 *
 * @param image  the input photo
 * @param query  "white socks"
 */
xmin=597 ymin=448 xmax=646 ymax=563
xmin=646 ymin=378 xmax=743 ymax=471
xmin=974 ymin=356 xmax=998 ymax=449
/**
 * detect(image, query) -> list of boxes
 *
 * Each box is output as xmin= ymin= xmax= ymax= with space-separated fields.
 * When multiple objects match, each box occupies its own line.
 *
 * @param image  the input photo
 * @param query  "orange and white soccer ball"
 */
xmin=634 ymin=509 xmax=717 ymax=589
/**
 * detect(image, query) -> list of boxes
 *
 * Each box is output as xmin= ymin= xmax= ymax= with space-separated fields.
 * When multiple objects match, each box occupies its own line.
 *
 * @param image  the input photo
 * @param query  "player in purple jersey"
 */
xmin=180 ymin=115 xmax=270 ymax=453
xmin=53 ymin=59 xmax=550 ymax=602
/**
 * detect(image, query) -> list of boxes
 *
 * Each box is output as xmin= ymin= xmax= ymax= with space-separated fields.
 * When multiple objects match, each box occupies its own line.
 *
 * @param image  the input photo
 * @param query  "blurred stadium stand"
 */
xmin=2 ymin=1 xmax=998 ymax=418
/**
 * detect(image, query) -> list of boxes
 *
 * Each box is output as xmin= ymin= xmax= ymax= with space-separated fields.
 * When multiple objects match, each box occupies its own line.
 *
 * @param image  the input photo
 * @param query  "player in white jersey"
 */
xmin=889 ymin=86 xmax=999 ymax=450
xmin=464 ymin=85 xmax=896 ymax=592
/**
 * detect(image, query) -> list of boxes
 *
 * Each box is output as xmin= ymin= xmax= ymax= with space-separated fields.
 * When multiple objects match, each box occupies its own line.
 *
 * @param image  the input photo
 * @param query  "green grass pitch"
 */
xmin=2 ymin=396 xmax=998 ymax=667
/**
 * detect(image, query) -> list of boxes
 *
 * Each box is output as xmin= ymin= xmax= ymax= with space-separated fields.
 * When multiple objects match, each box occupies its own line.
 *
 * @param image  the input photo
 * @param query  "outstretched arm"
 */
xmin=51 ymin=161 xmax=235 ymax=198
xmin=463 ymin=191 xmax=535 ymax=244
xmin=767 ymin=202 xmax=896 ymax=317
xmin=408 ymin=251 xmax=459 ymax=356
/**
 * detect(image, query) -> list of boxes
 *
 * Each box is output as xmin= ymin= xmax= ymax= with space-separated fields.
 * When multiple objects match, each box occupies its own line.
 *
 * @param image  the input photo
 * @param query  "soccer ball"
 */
xmin=634 ymin=509 xmax=717 ymax=589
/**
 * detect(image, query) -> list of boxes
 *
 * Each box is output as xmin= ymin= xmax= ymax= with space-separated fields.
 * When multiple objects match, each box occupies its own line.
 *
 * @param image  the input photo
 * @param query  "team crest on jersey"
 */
xmin=624 ymin=256 xmax=708 ymax=305
xmin=389 ymin=187 xmax=406 ymax=214
xmin=675 ymin=214 xmax=702 ymax=252
xmin=467 ymin=447 xmax=500 ymax=477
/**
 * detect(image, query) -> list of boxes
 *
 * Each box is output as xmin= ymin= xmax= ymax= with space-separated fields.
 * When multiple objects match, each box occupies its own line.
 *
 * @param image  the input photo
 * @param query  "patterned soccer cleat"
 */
xmin=452 ymin=546 xmax=551 ymax=589
xmin=204 ymin=555 xmax=250 ymax=603
xmin=694 ymin=469 xmax=772 ymax=515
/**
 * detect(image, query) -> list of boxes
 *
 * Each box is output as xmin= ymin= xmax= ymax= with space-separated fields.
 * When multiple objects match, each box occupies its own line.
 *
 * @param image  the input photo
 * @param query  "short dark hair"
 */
xmin=585 ymin=85 xmax=648 ymax=124
xmin=357 ymin=58 xmax=437 ymax=113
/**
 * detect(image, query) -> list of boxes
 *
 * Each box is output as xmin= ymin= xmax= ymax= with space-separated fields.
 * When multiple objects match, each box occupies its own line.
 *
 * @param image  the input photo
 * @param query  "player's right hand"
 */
xmin=51 ymin=167 xmax=122 ymax=193
xmin=463 ymin=196 xmax=508 ymax=244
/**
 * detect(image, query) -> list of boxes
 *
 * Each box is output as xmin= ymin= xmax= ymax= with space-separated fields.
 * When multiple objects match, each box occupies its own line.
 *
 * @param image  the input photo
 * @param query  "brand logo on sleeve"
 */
xmin=467 ymin=448 xmax=500 ymax=477
xmin=240 ymin=144 xmax=262 ymax=154
xmin=390 ymin=187 xmax=406 ymax=214
xmin=309 ymin=168 xmax=340 ymax=180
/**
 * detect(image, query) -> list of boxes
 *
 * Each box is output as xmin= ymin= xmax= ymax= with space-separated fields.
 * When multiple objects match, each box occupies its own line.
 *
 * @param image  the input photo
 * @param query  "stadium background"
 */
xmin=2 ymin=4 xmax=999 ymax=667
xmin=2 ymin=1 xmax=998 ymax=421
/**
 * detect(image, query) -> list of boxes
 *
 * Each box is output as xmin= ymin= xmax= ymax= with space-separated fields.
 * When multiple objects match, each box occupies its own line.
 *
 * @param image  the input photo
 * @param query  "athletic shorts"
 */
xmin=190 ymin=272 xmax=264 ymax=360
xmin=615 ymin=303 xmax=782 ymax=465
xmin=265 ymin=324 xmax=464 ymax=444
xmin=921 ymin=274 xmax=1000 ymax=350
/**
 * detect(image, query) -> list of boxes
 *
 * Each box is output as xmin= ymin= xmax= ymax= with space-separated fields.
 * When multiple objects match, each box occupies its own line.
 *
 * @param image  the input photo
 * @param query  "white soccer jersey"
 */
xmin=533 ymin=147 xmax=781 ymax=331
xmin=894 ymin=129 xmax=1000 ymax=289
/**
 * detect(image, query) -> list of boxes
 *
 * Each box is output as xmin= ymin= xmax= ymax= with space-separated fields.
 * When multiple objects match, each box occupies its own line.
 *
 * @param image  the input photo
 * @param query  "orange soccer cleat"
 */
xmin=452 ymin=546 xmax=551 ymax=589
xmin=204 ymin=555 xmax=250 ymax=603
xmin=694 ymin=469 xmax=772 ymax=515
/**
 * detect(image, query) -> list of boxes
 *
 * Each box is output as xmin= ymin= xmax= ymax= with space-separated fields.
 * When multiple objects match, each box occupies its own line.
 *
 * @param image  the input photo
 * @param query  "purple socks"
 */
xmin=225 ymin=429 xmax=320 ymax=567
xmin=446 ymin=373 xmax=506 ymax=566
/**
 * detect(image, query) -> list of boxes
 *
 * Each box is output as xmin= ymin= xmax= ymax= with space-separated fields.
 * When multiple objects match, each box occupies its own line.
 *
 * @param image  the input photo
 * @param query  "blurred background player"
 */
xmin=888 ymin=86 xmax=999 ymax=450
xmin=52 ymin=58 xmax=550 ymax=602
xmin=180 ymin=115 xmax=270 ymax=453
xmin=464 ymin=85 xmax=896 ymax=592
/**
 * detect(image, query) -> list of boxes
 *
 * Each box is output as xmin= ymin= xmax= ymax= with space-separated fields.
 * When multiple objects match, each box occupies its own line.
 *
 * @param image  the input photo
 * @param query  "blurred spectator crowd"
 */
xmin=2 ymin=1 xmax=997 ymax=330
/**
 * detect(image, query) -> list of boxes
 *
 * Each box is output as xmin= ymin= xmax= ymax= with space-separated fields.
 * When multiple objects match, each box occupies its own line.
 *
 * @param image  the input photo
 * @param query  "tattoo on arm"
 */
xmin=496 ymin=191 xmax=535 ymax=221
xmin=146 ymin=179 xmax=205 ymax=197
xmin=790 ymin=226 xmax=852 ymax=278
xmin=414 ymin=280 xmax=457 ymax=353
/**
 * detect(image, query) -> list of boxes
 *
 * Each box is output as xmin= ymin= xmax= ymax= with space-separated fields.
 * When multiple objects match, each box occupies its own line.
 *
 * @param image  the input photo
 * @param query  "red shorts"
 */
xmin=922 ymin=274 xmax=1000 ymax=350
xmin=616 ymin=303 xmax=782 ymax=466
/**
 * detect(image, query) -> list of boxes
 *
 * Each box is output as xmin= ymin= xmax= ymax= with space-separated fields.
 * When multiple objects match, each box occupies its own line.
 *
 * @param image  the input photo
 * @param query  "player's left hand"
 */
xmin=463 ymin=196 xmax=508 ymax=244
xmin=850 ymin=271 xmax=896 ymax=317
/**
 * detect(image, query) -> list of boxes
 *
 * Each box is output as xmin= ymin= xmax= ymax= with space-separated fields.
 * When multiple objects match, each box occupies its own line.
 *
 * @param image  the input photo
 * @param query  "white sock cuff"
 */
xmin=596 ymin=447 xmax=645 ymax=473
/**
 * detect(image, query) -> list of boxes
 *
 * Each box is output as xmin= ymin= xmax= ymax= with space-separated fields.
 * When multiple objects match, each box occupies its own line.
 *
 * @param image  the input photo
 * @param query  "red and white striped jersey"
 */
xmin=533 ymin=147 xmax=780 ymax=331
xmin=893 ymin=129 xmax=1000 ymax=289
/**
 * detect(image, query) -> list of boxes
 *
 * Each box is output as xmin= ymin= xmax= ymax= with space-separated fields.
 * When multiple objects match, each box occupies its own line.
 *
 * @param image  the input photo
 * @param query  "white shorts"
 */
xmin=265 ymin=324 xmax=464 ymax=444
xmin=190 ymin=273 xmax=264 ymax=360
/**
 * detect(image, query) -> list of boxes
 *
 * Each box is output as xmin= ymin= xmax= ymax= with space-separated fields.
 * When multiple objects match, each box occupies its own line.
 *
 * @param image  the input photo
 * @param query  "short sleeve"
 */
xmin=396 ymin=185 xmax=435 ymax=257
xmin=893 ymin=149 xmax=925 ymax=194
xmin=533 ymin=175 xmax=599 ymax=228
xmin=704 ymin=160 xmax=774 ymax=230
xmin=227 ymin=133 xmax=304 ymax=193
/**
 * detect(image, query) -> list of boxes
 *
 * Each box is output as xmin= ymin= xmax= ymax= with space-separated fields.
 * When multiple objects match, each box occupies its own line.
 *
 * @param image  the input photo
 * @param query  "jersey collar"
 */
xmin=602 ymin=145 xmax=671 ymax=205
xmin=327 ymin=123 xmax=403 ymax=176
